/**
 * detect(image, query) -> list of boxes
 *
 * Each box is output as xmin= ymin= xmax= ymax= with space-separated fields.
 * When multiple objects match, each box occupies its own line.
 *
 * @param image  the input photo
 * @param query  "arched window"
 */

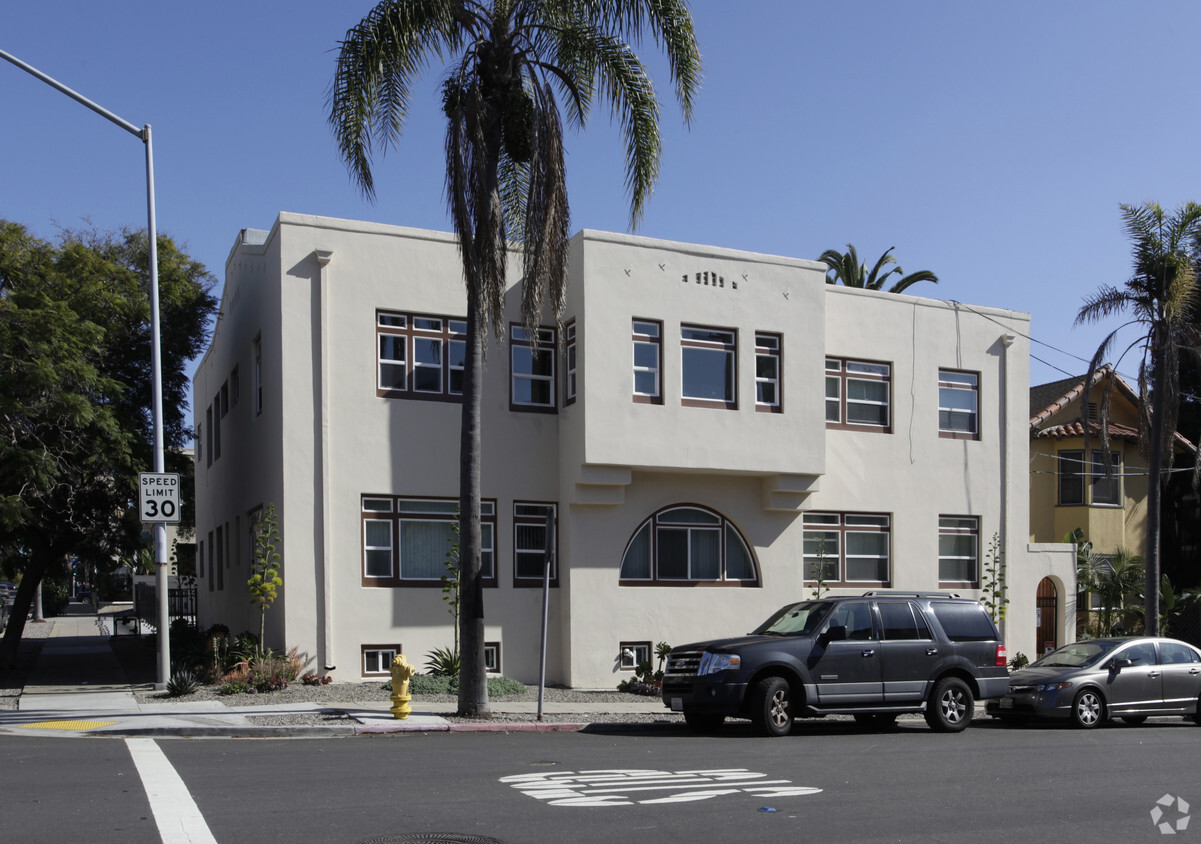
xmin=620 ymin=505 xmax=758 ymax=585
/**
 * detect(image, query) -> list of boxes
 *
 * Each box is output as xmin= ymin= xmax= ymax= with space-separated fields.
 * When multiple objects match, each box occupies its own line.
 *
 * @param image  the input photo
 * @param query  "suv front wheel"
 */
xmin=924 ymin=676 xmax=973 ymax=732
xmin=752 ymin=676 xmax=793 ymax=737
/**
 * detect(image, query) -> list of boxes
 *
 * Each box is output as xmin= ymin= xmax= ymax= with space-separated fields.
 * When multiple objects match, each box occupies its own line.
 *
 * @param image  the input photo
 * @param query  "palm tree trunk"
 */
xmin=456 ymin=292 xmax=490 ymax=717
xmin=1145 ymin=338 xmax=1167 ymax=635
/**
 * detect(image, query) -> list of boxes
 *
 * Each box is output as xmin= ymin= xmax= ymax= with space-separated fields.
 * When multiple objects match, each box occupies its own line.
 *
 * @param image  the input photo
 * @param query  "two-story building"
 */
xmin=193 ymin=213 xmax=1073 ymax=686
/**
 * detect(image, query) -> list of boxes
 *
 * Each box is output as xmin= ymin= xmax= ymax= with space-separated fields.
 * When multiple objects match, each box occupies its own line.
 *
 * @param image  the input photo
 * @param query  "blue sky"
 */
xmin=4 ymin=1 xmax=1199 ymax=416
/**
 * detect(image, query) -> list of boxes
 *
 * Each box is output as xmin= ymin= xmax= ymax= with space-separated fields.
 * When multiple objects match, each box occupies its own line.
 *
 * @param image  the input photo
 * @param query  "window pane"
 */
xmin=682 ymin=347 xmax=734 ymax=401
xmin=399 ymin=520 xmax=453 ymax=579
xmin=725 ymin=526 xmax=755 ymax=579
xmin=481 ymin=523 xmax=494 ymax=579
xmin=879 ymin=602 xmax=919 ymax=640
xmin=847 ymin=361 xmax=889 ymax=377
xmin=633 ymin=321 xmax=659 ymax=337
xmin=657 ymin=529 xmax=689 ymax=578
xmin=848 ymin=379 xmax=887 ymax=402
xmin=660 ymin=507 xmax=721 ymax=525
xmin=397 ymin=500 xmax=457 ymax=515
xmin=621 ymin=523 xmax=652 ymax=579
xmin=846 ymin=532 xmax=888 ymax=581
xmin=756 ymin=355 xmax=778 ymax=380
xmin=681 ymin=327 xmax=734 ymax=344
xmin=634 ymin=342 xmax=659 ymax=369
xmin=691 ymin=529 xmax=721 ymax=579
xmin=940 ymin=371 xmax=977 ymax=387
xmin=635 ymin=371 xmax=658 ymax=396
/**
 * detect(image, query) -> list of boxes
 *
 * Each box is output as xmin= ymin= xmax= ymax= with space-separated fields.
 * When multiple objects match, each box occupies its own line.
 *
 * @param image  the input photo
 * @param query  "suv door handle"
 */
xmin=926 ymin=648 xmax=939 ymax=656
xmin=861 ymin=649 xmax=875 ymax=658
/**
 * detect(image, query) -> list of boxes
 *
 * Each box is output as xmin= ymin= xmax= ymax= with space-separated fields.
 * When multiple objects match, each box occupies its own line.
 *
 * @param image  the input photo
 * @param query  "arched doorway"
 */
xmin=1036 ymin=577 xmax=1058 ymax=655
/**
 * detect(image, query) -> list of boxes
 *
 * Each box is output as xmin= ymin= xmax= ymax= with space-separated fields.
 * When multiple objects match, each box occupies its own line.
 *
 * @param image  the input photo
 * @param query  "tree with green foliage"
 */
xmin=248 ymin=504 xmax=283 ymax=651
xmin=0 ymin=221 xmax=216 ymax=666
xmin=820 ymin=244 xmax=939 ymax=294
xmin=1076 ymin=201 xmax=1201 ymax=636
xmin=329 ymin=0 xmax=700 ymax=716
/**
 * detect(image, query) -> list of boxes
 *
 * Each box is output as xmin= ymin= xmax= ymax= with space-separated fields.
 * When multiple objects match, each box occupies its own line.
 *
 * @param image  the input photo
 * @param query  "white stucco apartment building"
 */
xmin=193 ymin=212 xmax=1073 ymax=686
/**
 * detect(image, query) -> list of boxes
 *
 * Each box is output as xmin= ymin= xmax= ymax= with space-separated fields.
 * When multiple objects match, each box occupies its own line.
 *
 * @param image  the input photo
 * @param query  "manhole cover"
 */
xmin=356 ymin=836 xmax=503 ymax=844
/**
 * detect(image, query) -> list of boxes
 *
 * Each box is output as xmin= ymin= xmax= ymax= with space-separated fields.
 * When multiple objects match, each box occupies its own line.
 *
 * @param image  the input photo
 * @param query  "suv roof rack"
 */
xmin=860 ymin=590 xmax=961 ymax=598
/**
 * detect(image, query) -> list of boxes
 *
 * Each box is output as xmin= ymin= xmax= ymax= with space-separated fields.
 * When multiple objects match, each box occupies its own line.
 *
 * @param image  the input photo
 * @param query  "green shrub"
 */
xmin=166 ymin=669 xmax=200 ymax=697
xmin=424 ymin=646 xmax=460 ymax=676
xmin=487 ymin=676 xmax=527 ymax=696
xmin=217 ymin=681 xmax=251 ymax=695
xmin=399 ymin=673 xmax=527 ymax=696
xmin=40 ymin=579 xmax=70 ymax=617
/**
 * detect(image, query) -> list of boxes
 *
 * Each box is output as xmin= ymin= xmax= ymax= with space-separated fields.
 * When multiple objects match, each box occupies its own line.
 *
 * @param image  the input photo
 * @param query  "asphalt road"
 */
xmin=4 ymin=716 xmax=1198 ymax=843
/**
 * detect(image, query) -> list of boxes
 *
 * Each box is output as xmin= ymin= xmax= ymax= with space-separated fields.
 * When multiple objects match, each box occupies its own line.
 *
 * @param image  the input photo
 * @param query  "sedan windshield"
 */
xmin=754 ymin=602 xmax=832 ymax=636
xmin=1031 ymin=640 xmax=1121 ymax=668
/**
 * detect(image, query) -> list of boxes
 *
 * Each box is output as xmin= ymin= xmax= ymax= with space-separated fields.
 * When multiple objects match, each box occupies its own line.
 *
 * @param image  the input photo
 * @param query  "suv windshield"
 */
xmin=754 ymin=601 xmax=832 ymax=636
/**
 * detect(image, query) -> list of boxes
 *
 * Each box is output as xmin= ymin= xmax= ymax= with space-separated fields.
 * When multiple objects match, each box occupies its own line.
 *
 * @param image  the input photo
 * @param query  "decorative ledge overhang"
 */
xmin=571 ymin=463 xmax=819 ymax=512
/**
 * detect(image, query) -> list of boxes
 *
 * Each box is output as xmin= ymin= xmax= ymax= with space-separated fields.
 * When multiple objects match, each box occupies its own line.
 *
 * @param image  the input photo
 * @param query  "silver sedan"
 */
xmin=986 ymin=637 xmax=1201 ymax=728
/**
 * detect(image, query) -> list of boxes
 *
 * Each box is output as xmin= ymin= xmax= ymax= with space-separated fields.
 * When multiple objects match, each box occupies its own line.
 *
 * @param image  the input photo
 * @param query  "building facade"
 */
xmin=193 ymin=213 xmax=1073 ymax=686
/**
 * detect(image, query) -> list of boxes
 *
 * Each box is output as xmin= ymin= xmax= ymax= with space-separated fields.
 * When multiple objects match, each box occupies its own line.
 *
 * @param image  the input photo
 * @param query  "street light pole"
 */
xmin=1 ymin=47 xmax=172 ymax=688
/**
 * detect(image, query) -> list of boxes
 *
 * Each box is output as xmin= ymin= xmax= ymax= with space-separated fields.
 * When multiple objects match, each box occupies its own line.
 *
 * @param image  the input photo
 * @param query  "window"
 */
xmin=253 ymin=334 xmax=263 ymax=416
xmin=938 ymin=370 xmax=978 ymax=438
xmin=826 ymin=359 xmax=890 ymax=431
xmin=205 ymin=404 xmax=213 ymax=467
xmin=620 ymin=505 xmax=758 ymax=585
xmin=632 ymin=319 xmax=662 ymax=403
xmin=376 ymin=311 xmax=467 ymax=400
xmin=878 ymin=602 xmax=932 ymax=641
xmin=803 ymin=512 xmax=890 ymax=585
xmin=485 ymin=642 xmax=501 ymax=674
xmin=619 ymin=641 xmax=652 ymax=670
xmin=362 ymin=645 xmax=400 ymax=677
xmin=1059 ymin=450 xmax=1121 ymax=506
xmin=681 ymin=325 xmax=736 ymax=408
xmin=207 ymin=530 xmax=214 ymax=592
xmin=198 ymin=539 xmax=205 ymax=580
xmin=510 ymin=325 xmax=556 ymax=410
xmin=939 ymin=516 xmax=979 ymax=586
xmin=514 ymin=503 xmax=557 ymax=586
xmin=755 ymin=333 xmax=782 ymax=412
xmin=564 ymin=321 xmax=577 ymax=405
xmin=196 ymin=422 xmax=203 ymax=465
xmin=212 ymin=390 xmax=222 ymax=461
xmin=362 ymin=496 xmax=495 ymax=587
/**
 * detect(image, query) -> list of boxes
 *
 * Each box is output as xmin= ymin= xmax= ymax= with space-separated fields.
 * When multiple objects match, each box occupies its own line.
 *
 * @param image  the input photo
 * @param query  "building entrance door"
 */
xmin=1036 ymin=577 xmax=1058 ymax=655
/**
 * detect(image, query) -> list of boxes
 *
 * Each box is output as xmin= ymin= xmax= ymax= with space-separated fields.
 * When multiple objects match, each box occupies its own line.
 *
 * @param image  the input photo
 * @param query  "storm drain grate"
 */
xmin=20 ymin=719 xmax=117 ymax=731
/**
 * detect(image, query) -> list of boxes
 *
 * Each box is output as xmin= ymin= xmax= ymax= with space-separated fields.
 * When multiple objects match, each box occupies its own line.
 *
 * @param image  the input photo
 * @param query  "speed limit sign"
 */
xmin=139 ymin=472 xmax=181 ymax=523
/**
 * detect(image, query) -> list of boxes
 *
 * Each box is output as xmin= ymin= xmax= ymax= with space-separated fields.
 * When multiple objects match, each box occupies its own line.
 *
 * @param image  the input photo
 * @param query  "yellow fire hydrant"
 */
xmin=389 ymin=653 xmax=417 ymax=719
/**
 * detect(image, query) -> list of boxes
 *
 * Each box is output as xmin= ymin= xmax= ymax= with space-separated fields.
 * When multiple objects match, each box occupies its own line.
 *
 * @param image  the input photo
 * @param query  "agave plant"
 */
xmin=166 ymin=669 xmax=200 ymax=697
xmin=425 ymin=646 xmax=461 ymax=677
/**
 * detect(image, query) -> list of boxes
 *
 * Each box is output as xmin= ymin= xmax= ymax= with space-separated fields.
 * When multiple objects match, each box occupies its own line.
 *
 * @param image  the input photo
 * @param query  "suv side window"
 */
xmin=928 ymin=601 xmax=998 ymax=642
xmin=879 ymin=601 xmax=932 ymax=640
xmin=827 ymin=600 xmax=875 ymax=640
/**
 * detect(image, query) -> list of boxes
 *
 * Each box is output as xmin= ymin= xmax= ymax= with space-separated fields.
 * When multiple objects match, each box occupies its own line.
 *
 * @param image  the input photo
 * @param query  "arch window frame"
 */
xmin=619 ymin=505 xmax=759 ymax=586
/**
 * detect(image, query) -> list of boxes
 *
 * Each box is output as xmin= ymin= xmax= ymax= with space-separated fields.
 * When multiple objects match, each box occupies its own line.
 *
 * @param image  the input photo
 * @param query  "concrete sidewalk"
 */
xmin=1 ymin=604 xmax=667 ymax=739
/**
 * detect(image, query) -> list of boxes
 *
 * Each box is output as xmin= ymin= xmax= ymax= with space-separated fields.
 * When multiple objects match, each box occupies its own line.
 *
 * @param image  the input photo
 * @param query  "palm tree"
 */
xmin=819 ymin=244 xmax=939 ymax=294
xmin=329 ymin=0 xmax=700 ymax=716
xmin=1078 ymin=547 xmax=1144 ymax=635
xmin=1076 ymin=201 xmax=1201 ymax=637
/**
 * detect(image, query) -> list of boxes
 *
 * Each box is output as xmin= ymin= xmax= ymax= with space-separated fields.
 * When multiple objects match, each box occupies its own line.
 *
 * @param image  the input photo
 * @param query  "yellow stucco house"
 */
xmin=1029 ymin=367 xmax=1195 ymax=645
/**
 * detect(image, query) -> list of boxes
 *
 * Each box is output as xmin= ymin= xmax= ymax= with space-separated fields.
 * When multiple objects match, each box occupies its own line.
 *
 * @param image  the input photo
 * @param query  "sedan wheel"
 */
xmin=924 ymin=677 xmax=973 ymax=732
xmin=752 ymin=676 xmax=793 ymax=737
xmin=1071 ymin=689 xmax=1104 ymax=729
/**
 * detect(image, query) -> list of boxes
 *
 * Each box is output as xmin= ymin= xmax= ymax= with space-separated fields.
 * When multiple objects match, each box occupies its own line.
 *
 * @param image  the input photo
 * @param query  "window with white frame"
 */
xmin=938 ymin=369 xmax=979 ymax=438
xmin=939 ymin=516 xmax=979 ymax=586
xmin=362 ymin=496 xmax=494 ymax=586
xmin=620 ymin=505 xmax=758 ymax=584
xmin=362 ymin=645 xmax=400 ymax=676
xmin=619 ymin=641 xmax=651 ymax=670
xmin=681 ymin=325 xmax=736 ymax=408
xmin=510 ymin=325 xmax=556 ymax=410
xmin=377 ymin=311 xmax=467 ymax=400
xmin=755 ymin=332 xmax=782 ymax=412
xmin=484 ymin=642 xmax=501 ymax=673
xmin=826 ymin=359 xmax=890 ymax=430
xmin=514 ymin=503 xmax=557 ymax=585
xmin=802 ymin=512 xmax=890 ymax=585
xmin=632 ymin=319 xmax=662 ymax=403
xmin=563 ymin=321 xmax=577 ymax=405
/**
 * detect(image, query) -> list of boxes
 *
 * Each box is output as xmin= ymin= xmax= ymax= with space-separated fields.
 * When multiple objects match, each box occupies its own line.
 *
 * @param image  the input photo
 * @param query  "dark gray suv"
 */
xmin=662 ymin=592 xmax=1009 ymax=736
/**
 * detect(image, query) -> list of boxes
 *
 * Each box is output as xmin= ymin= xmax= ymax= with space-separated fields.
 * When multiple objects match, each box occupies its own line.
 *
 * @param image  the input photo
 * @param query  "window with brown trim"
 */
xmin=826 ymin=358 xmax=890 ymax=431
xmin=514 ymin=502 xmax=557 ymax=587
xmin=938 ymin=369 xmax=979 ymax=439
xmin=510 ymin=325 xmax=556 ymax=411
xmin=938 ymin=516 xmax=979 ymax=587
xmin=681 ymin=325 xmax=737 ymax=408
xmin=563 ymin=321 xmax=577 ymax=406
xmin=485 ymin=641 xmax=501 ymax=674
xmin=362 ymin=496 xmax=495 ymax=587
xmin=755 ymin=332 xmax=782 ymax=412
xmin=619 ymin=641 xmax=652 ymax=670
xmin=632 ymin=319 xmax=662 ymax=404
xmin=362 ymin=644 xmax=401 ymax=677
xmin=377 ymin=311 xmax=467 ymax=401
xmin=803 ymin=512 xmax=891 ymax=586
xmin=619 ymin=505 xmax=758 ymax=585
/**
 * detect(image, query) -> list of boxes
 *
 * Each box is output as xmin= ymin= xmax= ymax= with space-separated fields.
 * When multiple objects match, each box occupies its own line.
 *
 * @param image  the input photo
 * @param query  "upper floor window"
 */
xmin=1059 ymin=450 xmax=1122 ymax=506
xmin=755 ymin=333 xmax=782 ymax=412
xmin=632 ymin=319 xmax=662 ymax=404
xmin=362 ymin=496 xmax=494 ymax=587
xmin=803 ymin=512 xmax=890 ymax=586
xmin=252 ymin=334 xmax=263 ymax=416
xmin=231 ymin=366 xmax=240 ymax=406
xmin=377 ymin=311 xmax=467 ymax=401
xmin=681 ymin=325 xmax=736 ymax=409
xmin=514 ymin=502 xmax=557 ymax=586
xmin=826 ymin=359 xmax=890 ymax=431
xmin=563 ymin=321 xmax=577 ymax=405
xmin=620 ymin=505 xmax=758 ymax=585
xmin=938 ymin=516 xmax=979 ymax=587
xmin=938 ymin=369 xmax=979 ymax=439
xmin=510 ymin=325 xmax=556 ymax=411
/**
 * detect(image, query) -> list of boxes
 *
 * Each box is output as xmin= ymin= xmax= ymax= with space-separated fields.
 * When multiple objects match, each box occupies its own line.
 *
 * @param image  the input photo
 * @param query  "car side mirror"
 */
xmin=821 ymin=625 xmax=848 ymax=645
xmin=1110 ymin=657 xmax=1133 ymax=671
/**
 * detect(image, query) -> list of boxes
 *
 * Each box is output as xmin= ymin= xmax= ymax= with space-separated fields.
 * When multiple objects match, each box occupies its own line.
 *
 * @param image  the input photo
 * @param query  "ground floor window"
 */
xmin=620 ymin=505 xmax=758 ymax=585
xmin=362 ymin=496 xmax=495 ymax=587
xmin=485 ymin=642 xmax=501 ymax=674
xmin=362 ymin=644 xmax=401 ymax=677
xmin=803 ymin=512 xmax=890 ymax=586
xmin=619 ymin=641 xmax=652 ymax=670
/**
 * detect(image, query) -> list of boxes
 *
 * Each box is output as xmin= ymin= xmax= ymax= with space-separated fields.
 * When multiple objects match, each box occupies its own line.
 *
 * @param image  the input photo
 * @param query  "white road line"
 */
xmin=125 ymin=738 xmax=218 ymax=844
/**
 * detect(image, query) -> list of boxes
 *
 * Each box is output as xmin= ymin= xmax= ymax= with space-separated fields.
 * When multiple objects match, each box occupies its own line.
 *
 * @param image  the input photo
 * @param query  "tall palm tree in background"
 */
xmin=819 ymin=243 xmax=938 ymax=293
xmin=1076 ymin=201 xmax=1201 ymax=636
xmin=329 ymin=0 xmax=700 ymax=716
